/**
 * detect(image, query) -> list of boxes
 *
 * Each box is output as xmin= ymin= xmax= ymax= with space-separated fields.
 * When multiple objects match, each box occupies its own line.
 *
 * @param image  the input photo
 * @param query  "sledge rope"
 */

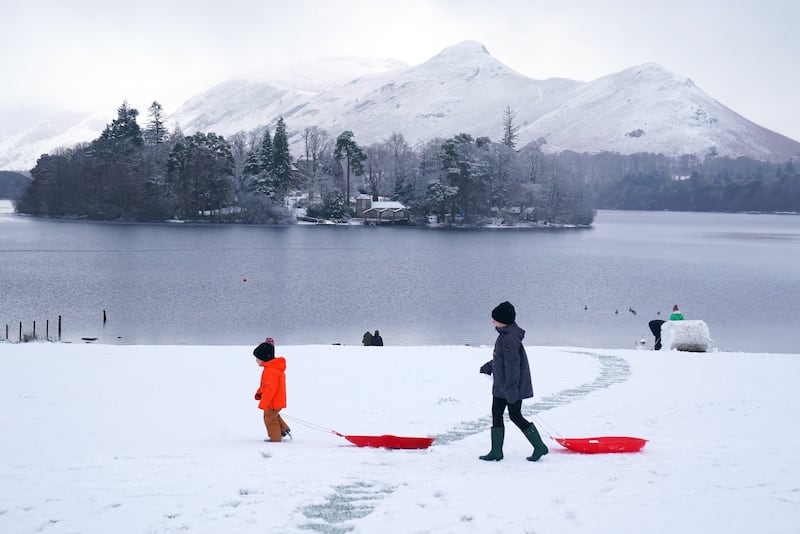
xmin=482 ymin=374 xmax=564 ymax=441
xmin=282 ymin=414 xmax=346 ymax=438
xmin=531 ymin=414 xmax=564 ymax=440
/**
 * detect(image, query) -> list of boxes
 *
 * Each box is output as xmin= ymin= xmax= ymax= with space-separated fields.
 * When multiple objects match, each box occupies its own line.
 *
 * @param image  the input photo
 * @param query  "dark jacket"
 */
xmin=371 ymin=334 xmax=383 ymax=346
xmin=492 ymin=323 xmax=533 ymax=403
xmin=362 ymin=331 xmax=373 ymax=346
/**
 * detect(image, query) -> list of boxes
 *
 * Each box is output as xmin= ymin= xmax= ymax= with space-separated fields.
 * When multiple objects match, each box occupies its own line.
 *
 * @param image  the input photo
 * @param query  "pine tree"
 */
xmin=501 ymin=105 xmax=520 ymax=149
xmin=243 ymin=129 xmax=274 ymax=196
xmin=334 ymin=131 xmax=367 ymax=212
xmin=90 ymin=101 xmax=146 ymax=218
xmin=166 ymin=132 xmax=234 ymax=219
xmin=271 ymin=117 xmax=293 ymax=202
xmin=144 ymin=101 xmax=168 ymax=145
xmin=97 ymin=101 xmax=143 ymax=147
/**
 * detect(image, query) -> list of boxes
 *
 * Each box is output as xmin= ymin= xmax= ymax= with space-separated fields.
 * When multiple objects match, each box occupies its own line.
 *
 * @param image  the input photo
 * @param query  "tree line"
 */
xmin=588 ymin=153 xmax=800 ymax=212
xmin=0 ymin=171 xmax=31 ymax=199
xmin=14 ymin=101 xmax=799 ymax=224
xmin=15 ymin=102 xmax=595 ymax=226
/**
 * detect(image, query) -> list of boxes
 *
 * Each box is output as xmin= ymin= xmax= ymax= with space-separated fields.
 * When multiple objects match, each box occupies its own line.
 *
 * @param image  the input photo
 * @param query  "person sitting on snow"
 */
xmin=362 ymin=330 xmax=373 ymax=346
xmin=253 ymin=337 xmax=291 ymax=442
xmin=370 ymin=330 xmax=384 ymax=346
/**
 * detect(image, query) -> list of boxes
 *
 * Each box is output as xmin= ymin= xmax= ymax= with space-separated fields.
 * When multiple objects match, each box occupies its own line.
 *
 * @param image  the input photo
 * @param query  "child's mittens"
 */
xmin=254 ymin=393 xmax=262 ymax=400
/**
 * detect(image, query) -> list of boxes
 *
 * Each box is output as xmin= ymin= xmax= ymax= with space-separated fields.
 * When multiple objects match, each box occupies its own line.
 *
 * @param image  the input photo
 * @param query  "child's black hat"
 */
xmin=253 ymin=341 xmax=275 ymax=361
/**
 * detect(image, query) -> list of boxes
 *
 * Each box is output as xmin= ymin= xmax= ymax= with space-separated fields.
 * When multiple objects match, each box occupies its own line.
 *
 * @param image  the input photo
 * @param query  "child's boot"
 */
xmin=523 ymin=423 xmax=549 ymax=461
xmin=479 ymin=426 xmax=504 ymax=461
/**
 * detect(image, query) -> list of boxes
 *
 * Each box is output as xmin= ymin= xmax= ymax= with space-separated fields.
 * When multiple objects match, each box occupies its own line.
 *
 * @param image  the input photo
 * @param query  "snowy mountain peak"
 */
xmin=611 ymin=62 xmax=696 ymax=89
xmin=429 ymin=40 xmax=491 ymax=61
xmin=2 ymin=42 xmax=799 ymax=171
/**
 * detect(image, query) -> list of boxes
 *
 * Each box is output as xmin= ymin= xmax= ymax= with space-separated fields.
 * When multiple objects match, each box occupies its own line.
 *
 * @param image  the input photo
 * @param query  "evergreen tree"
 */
xmin=89 ymin=101 xmax=146 ymax=218
xmin=423 ymin=181 xmax=459 ymax=223
xmin=166 ymin=132 xmax=234 ymax=219
xmin=144 ymin=101 xmax=168 ymax=145
xmin=501 ymin=105 xmax=520 ymax=149
xmin=334 ymin=130 xmax=367 ymax=212
xmin=97 ymin=101 xmax=143 ymax=147
xmin=243 ymin=129 xmax=274 ymax=196
xmin=441 ymin=133 xmax=491 ymax=221
xmin=271 ymin=117 xmax=294 ymax=202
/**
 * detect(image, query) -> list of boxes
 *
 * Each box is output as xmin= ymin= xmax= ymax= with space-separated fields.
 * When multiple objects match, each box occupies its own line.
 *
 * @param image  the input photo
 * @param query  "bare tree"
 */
xmin=228 ymin=131 xmax=249 ymax=195
xmin=365 ymin=142 xmax=391 ymax=197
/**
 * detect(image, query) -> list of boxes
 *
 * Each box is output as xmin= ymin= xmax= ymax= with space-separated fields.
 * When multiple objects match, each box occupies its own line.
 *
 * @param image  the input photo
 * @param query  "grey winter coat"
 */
xmin=491 ymin=323 xmax=534 ymax=403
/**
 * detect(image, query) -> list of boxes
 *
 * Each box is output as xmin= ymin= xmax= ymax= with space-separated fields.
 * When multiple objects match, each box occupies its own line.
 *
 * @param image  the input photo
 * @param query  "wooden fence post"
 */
xmin=58 ymin=315 xmax=62 ymax=341
xmin=47 ymin=319 xmax=50 ymax=340
xmin=19 ymin=321 xmax=22 ymax=342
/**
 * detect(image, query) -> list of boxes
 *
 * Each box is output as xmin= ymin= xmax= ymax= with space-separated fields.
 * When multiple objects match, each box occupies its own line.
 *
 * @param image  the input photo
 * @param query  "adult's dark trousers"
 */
xmin=491 ymin=396 xmax=530 ymax=429
xmin=649 ymin=319 xmax=665 ymax=350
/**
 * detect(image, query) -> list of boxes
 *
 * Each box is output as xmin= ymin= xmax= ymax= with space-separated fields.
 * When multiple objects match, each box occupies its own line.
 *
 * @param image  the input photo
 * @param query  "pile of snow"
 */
xmin=2 ymin=342 xmax=798 ymax=533
xmin=661 ymin=319 xmax=713 ymax=352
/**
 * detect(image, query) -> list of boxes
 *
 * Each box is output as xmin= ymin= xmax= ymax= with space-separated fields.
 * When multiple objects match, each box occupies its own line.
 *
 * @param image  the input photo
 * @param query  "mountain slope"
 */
xmin=281 ymin=41 xmax=583 ymax=148
xmin=155 ymin=41 xmax=800 ymax=163
xmin=2 ymin=41 xmax=798 ymax=170
xmin=526 ymin=63 xmax=800 ymax=161
xmin=170 ymin=56 xmax=409 ymax=135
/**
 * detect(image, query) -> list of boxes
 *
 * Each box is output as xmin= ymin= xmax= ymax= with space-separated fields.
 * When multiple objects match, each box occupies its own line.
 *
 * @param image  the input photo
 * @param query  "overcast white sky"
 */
xmin=1 ymin=0 xmax=798 ymax=140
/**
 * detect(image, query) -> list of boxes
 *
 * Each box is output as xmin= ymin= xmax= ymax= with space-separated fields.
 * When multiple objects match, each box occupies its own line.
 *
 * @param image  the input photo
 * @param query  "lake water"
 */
xmin=1 ymin=199 xmax=798 ymax=353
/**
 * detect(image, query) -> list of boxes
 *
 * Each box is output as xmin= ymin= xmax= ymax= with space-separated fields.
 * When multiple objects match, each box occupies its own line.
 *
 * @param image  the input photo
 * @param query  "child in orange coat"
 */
xmin=253 ymin=337 xmax=291 ymax=442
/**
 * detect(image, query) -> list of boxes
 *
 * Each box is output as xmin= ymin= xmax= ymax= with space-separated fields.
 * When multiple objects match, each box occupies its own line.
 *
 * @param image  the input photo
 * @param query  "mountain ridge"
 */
xmin=1 ymin=40 xmax=797 ymax=171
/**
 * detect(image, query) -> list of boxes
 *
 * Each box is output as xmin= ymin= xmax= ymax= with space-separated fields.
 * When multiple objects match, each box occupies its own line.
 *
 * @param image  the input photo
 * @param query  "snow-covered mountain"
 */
xmin=0 ymin=111 xmax=109 ymax=172
xmin=171 ymin=40 xmax=799 ymax=163
xmin=523 ymin=62 xmax=800 ymax=162
xmin=170 ymin=56 xmax=409 ymax=136
xmin=2 ymin=40 xmax=798 ymax=171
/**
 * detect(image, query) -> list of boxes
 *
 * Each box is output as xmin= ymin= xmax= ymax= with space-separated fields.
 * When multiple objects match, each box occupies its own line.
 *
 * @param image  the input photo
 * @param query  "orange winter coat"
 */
xmin=255 ymin=357 xmax=287 ymax=410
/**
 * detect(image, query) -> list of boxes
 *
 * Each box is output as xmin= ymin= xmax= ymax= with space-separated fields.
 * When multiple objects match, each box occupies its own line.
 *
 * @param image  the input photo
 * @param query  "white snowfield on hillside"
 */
xmin=1 ymin=343 xmax=798 ymax=534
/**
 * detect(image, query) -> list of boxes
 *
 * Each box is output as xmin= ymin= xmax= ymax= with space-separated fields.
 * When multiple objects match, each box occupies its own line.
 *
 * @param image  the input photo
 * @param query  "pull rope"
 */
xmin=531 ymin=414 xmax=563 ymax=439
xmin=483 ymin=373 xmax=564 ymax=439
xmin=483 ymin=373 xmax=565 ymax=439
xmin=282 ymin=413 xmax=345 ymax=437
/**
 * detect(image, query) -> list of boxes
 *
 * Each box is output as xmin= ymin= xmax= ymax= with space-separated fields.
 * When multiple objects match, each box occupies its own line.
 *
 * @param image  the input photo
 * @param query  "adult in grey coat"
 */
xmin=479 ymin=301 xmax=549 ymax=462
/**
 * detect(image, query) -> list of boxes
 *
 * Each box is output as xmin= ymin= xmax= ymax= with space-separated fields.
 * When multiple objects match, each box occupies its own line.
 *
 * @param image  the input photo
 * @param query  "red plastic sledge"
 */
xmin=554 ymin=436 xmax=647 ymax=454
xmin=341 ymin=434 xmax=435 ymax=449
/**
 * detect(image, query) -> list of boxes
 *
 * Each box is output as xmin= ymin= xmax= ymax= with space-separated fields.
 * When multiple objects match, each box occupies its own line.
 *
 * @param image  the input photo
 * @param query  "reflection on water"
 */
xmin=1 ymin=208 xmax=798 ymax=353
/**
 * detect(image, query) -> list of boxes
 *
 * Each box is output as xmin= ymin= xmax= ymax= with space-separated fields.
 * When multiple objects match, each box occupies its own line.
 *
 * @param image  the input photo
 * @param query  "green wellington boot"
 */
xmin=479 ymin=426 xmax=505 ymax=461
xmin=523 ymin=423 xmax=549 ymax=461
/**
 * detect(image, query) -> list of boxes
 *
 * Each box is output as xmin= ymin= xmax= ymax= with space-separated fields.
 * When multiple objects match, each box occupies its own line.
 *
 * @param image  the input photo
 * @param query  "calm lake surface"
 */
xmin=1 ymin=199 xmax=798 ymax=353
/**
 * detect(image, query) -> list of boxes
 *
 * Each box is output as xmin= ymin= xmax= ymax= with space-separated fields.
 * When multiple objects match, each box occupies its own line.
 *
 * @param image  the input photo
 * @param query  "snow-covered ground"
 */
xmin=1 ymin=343 xmax=798 ymax=533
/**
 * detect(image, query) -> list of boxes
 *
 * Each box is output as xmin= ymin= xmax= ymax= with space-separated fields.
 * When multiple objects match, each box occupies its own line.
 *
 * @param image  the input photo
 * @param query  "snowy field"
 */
xmin=1 ymin=342 xmax=798 ymax=534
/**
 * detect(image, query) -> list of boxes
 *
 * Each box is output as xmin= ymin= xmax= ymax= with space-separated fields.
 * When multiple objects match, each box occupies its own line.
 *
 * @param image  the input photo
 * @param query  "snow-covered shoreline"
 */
xmin=1 ymin=343 xmax=798 ymax=533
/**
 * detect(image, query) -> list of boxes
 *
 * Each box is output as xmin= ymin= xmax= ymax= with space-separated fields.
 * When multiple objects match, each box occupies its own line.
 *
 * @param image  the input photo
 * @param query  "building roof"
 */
xmin=370 ymin=201 xmax=407 ymax=210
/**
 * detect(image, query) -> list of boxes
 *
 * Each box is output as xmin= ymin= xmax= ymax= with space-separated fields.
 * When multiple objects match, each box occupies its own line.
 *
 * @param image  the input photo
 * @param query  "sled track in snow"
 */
xmin=296 ymin=350 xmax=630 ymax=533
xmin=430 ymin=350 xmax=631 ymax=446
xmin=298 ymin=481 xmax=395 ymax=534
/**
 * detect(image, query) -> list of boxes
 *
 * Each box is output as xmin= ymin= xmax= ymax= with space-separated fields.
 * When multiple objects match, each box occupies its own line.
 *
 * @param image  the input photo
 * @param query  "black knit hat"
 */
xmin=491 ymin=301 xmax=516 ymax=325
xmin=253 ymin=341 xmax=275 ymax=361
